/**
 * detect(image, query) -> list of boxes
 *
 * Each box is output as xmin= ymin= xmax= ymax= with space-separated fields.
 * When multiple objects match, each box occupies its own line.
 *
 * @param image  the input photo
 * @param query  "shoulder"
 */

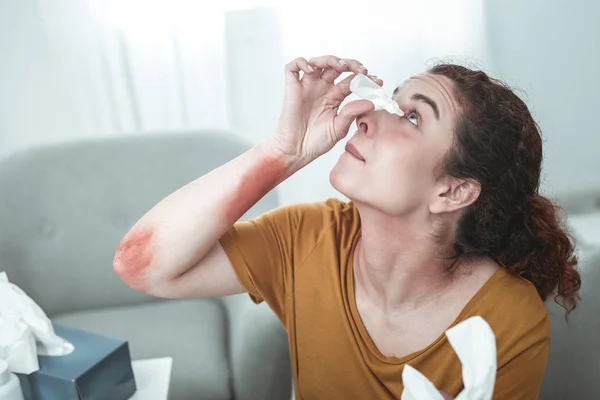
xmin=501 ymin=270 xmax=550 ymax=326
xmin=263 ymin=197 xmax=357 ymax=230
xmin=295 ymin=197 xmax=355 ymax=219
xmin=269 ymin=198 xmax=360 ymax=258
xmin=467 ymin=268 xmax=550 ymax=366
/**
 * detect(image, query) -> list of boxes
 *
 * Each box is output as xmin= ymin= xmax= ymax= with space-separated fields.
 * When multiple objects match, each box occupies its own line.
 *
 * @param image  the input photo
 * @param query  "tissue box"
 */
xmin=17 ymin=323 xmax=136 ymax=400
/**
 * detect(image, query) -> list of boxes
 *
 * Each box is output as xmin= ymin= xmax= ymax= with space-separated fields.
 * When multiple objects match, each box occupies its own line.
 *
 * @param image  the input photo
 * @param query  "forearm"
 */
xmin=113 ymin=136 xmax=304 ymax=289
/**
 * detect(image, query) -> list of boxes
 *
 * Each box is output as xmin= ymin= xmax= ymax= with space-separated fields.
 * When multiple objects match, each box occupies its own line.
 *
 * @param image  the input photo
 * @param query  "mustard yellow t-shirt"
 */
xmin=219 ymin=199 xmax=550 ymax=399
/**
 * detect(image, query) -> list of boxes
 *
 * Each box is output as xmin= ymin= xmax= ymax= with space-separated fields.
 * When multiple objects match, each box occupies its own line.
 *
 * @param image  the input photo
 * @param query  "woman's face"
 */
xmin=330 ymin=73 xmax=461 ymax=216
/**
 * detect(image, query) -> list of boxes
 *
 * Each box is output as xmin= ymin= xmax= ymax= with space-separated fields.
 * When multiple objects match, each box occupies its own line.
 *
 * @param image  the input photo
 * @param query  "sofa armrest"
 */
xmin=220 ymin=294 xmax=292 ymax=400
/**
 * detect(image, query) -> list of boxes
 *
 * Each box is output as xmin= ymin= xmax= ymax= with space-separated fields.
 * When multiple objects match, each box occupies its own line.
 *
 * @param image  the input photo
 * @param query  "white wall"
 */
xmin=0 ymin=0 xmax=88 ymax=155
xmin=484 ymin=0 xmax=600 ymax=202
xmin=0 ymin=0 xmax=232 ymax=159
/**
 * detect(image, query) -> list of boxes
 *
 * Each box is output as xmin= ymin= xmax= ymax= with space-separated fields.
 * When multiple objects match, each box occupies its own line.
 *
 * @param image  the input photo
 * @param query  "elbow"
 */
xmin=113 ymin=253 xmax=144 ymax=292
xmin=113 ymin=248 xmax=150 ymax=293
xmin=113 ymin=227 xmax=156 ymax=292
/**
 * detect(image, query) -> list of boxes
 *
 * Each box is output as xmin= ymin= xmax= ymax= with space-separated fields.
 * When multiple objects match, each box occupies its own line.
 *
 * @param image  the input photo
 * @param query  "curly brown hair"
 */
xmin=429 ymin=64 xmax=581 ymax=314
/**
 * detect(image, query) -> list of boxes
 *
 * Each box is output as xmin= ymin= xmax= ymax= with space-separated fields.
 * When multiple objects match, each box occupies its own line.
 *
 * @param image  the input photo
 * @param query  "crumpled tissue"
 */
xmin=401 ymin=316 xmax=497 ymax=400
xmin=0 ymin=271 xmax=73 ymax=374
xmin=349 ymin=73 xmax=404 ymax=116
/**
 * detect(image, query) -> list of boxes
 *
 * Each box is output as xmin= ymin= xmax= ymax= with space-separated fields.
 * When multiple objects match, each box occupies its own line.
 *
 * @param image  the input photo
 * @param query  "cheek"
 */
xmin=374 ymin=137 xmax=441 ymax=184
xmin=377 ymin=137 xmax=423 ymax=170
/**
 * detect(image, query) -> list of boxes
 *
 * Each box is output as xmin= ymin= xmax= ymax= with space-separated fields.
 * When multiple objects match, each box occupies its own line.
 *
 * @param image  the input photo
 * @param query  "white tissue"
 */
xmin=401 ymin=316 xmax=497 ymax=400
xmin=349 ymin=73 xmax=404 ymax=116
xmin=0 ymin=272 xmax=73 ymax=374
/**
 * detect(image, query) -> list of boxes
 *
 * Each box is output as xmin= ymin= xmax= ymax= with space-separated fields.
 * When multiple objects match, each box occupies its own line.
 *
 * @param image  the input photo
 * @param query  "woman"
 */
xmin=113 ymin=55 xmax=581 ymax=399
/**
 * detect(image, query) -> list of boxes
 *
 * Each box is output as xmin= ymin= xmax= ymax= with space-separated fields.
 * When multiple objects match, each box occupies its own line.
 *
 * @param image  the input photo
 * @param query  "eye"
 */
xmin=406 ymin=110 xmax=419 ymax=126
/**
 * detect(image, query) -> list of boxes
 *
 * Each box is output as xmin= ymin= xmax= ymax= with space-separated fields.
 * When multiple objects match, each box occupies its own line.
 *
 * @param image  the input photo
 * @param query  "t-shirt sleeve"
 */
xmin=219 ymin=200 xmax=336 ymax=323
xmin=492 ymin=313 xmax=551 ymax=400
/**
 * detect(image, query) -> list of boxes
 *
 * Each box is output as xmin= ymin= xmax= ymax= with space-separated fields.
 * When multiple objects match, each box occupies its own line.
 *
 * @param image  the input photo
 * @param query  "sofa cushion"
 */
xmin=53 ymin=298 xmax=231 ymax=400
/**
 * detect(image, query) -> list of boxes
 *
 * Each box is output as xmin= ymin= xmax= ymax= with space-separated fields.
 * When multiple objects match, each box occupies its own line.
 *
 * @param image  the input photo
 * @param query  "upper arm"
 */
xmin=217 ymin=201 xmax=331 ymax=321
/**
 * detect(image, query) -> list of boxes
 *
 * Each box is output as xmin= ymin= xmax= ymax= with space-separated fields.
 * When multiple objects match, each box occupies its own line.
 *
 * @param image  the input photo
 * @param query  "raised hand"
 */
xmin=271 ymin=55 xmax=383 ymax=163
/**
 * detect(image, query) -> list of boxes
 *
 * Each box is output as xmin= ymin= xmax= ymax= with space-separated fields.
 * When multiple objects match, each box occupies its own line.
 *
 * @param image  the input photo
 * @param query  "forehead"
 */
xmin=394 ymin=74 xmax=455 ymax=99
xmin=393 ymin=73 xmax=460 ymax=118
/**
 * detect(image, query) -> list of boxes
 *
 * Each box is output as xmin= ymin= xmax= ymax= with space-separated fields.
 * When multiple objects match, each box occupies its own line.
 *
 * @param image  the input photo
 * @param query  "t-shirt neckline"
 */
xmin=345 ymin=230 xmax=508 ymax=365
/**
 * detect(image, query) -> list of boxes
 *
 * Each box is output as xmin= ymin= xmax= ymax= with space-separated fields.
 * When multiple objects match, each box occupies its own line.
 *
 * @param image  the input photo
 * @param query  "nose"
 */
xmin=356 ymin=111 xmax=385 ymax=137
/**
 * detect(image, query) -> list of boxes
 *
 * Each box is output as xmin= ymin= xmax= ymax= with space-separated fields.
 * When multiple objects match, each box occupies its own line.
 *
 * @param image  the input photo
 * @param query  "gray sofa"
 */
xmin=540 ymin=226 xmax=600 ymax=397
xmin=0 ymin=132 xmax=292 ymax=399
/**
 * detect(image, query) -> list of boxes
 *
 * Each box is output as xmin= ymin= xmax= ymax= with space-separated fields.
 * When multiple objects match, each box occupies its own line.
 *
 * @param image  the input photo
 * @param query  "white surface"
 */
xmin=129 ymin=357 xmax=173 ymax=400
xmin=0 ymin=360 xmax=24 ymax=400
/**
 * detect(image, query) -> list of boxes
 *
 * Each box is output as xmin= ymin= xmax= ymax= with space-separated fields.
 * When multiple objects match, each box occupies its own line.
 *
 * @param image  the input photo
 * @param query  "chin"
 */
xmin=329 ymin=161 xmax=360 ymax=201
xmin=329 ymin=161 xmax=346 ymax=192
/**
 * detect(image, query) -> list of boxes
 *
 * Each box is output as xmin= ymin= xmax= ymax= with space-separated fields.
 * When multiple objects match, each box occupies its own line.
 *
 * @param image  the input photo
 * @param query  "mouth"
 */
xmin=344 ymin=143 xmax=365 ymax=162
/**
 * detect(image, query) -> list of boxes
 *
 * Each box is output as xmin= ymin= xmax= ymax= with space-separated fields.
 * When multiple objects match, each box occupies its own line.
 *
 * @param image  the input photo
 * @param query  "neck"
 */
xmin=353 ymin=203 xmax=458 ymax=310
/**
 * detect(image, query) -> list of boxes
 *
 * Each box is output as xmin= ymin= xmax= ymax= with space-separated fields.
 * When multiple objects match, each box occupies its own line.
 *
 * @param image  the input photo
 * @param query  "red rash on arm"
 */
xmin=221 ymin=155 xmax=289 ymax=223
xmin=114 ymin=227 xmax=155 ymax=284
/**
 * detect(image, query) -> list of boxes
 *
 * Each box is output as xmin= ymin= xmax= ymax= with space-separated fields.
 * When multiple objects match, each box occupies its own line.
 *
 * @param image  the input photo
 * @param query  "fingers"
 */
xmin=305 ymin=55 xmax=348 ymax=82
xmin=307 ymin=55 xmax=369 ymax=83
xmin=332 ymin=99 xmax=374 ymax=138
xmin=285 ymin=55 xmax=374 ymax=87
xmin=284 ymin=57 xmax=316 ymax=84
xmin=320 ymin=68 xmax=345 ymax=84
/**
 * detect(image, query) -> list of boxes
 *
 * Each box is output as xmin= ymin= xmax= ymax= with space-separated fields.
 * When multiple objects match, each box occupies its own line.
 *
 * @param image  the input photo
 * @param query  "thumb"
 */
xmin=332 ymin=99 xmax=374 ymax=138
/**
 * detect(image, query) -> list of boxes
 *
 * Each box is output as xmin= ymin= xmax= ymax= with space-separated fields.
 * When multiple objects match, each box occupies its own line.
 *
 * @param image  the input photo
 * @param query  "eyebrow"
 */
xmin=412 ymin=93 xmax=440 ymax=120
xmin=393 ymin=88 xmax=440 ymax=120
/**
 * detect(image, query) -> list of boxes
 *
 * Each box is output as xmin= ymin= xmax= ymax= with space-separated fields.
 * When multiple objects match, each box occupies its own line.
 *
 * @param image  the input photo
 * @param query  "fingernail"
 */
xmin=338 ymin=60 xmax=348 ymax=66
xmin=368 ymin=74 xmax=380 ymax=79
xmin=307 ymin=65 xmax=314 ymax=72
xmin=359 ymin=64 xmax=367 ymax=71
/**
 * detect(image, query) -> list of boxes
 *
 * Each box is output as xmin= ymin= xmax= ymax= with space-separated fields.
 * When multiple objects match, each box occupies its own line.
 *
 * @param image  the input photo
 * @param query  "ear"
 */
xmin=429 ymin=178 xmax=481 ymax=214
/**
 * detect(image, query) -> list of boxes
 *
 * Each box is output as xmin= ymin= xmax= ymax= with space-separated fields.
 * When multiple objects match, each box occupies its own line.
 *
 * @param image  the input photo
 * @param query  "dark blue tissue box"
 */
xmin=17 ymin=323 xmax=137 ymax=400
